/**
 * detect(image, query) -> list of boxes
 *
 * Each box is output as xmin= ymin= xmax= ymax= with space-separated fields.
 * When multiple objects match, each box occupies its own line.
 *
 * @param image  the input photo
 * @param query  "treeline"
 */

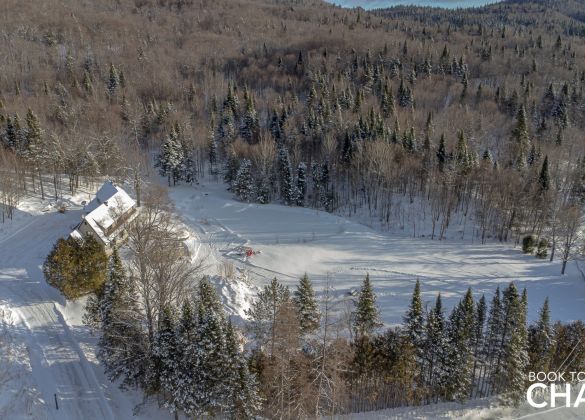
xmin=84 ymin=240 xmax=585 ymax=417
xmin=86 ymin=247 xmax=261 ymax=418
xmin=2 ymin=0 xmax=585 ymax=272
xmin=161 ymin=11 xmax=585 ymax=272
xmin=244 ymin=275 xmax=585 ymax=415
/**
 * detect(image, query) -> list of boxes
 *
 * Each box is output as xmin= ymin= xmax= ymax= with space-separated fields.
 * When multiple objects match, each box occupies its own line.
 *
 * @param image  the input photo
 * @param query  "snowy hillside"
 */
xmin=1 ymin=180 xmax=584 ymax=419
xmin=170 ymin=180 xmax=585 ymax=326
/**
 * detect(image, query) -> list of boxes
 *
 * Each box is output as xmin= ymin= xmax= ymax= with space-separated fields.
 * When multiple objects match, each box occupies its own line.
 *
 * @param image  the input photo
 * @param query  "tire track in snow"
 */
xmin=0 ymin=211 xmax=116 ymax=420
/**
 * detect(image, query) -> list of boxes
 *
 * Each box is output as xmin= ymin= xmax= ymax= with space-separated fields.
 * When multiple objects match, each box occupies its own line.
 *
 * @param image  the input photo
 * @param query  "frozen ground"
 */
xmin=171 ymin=180 xmax=585 ymax=325
xmin=1 ymin=178 xmax=584 ymax=419
xmin=0 ymin=187 xmax=171 ymax=420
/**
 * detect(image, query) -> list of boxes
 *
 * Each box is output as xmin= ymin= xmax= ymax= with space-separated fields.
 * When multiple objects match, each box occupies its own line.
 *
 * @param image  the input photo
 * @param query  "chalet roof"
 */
xmin=73 ymin=181 xmax=136 ymax=245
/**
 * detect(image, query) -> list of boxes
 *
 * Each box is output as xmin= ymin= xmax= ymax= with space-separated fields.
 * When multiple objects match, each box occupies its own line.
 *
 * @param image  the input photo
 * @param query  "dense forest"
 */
xmin=1 ymin=0 xmax=585 ymax=270
xmin=2 ymin=0 xmax=585 ymax=417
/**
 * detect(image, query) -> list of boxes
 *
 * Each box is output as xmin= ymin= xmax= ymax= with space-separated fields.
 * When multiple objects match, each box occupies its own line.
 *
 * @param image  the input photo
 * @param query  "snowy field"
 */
xmin=171 ymin=180 xmax=585 ymax=326
xmin=1 ymin=179 xmax=584 ymax=419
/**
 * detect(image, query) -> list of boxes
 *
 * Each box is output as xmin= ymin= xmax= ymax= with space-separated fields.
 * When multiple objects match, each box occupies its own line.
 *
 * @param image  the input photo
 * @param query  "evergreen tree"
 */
xmin=437 ymin=134 xmax=447 ymax=172
xmin=442 ymin=289 xmax=475 ymax=401
xmin=277 ymin=147 xmax=296 ymax=205
xmin=483 ymin=287 xmax=503 ymax=396
xmin=217 ymin=106 xmax=237 ymax=144
xmin=43 ymin=235 xmax=108 ymax=299
xmin=175 ymin=299 xmax=199 ymax=414
xmin=296 ymin=162 xmax=307 ymax=206
xmin=404 ymin=279 xmax=425 ymax=351
xmin=245 ymin=277 xmax=290 ymax=355
xmin=192 ymin=277 xmax=229 ymax=415
xmin=4 ymin=116 xmax=17 ymax=151
xmin=224 ymin=320 xmax=262 ymax=419
xmin=82 ymin=70 xmax=93 ymax=94
xmin=354 ymin=273 xmax=382 ymax=338
xmin=108 ymin=63 xmax=120 ymax=95
xmin=224 ymin=150 xmax=240 ymax=186
xmin=380 ymin=84 xmax=395 ymax=118
xmin=24 ymin=109 xmax=43 ymax=159
xmin=156 ymin=127 xmax=183 ymax=186
xmin=424 ymin=293 xmax=446 ymax=394
xmin=233 ymin=158 xmax=256 ymax=202
xmin=471 ymin=295 xmax=487 ymax=396
xmin=454 ymin=130 xmax=471 ymax=174
xmin=499 ymin=283 xmax=529 ymax=405
xmin=240 ymin=94 xmax=259 ymax=143
xmin=293 ymin=273 xmax=321 ymax=335
xmin=269 ymin=108 xmax=280 ymax=141
xmin=511 ymin=105 xmax=529 ymax=165
xmin=398 ymin=78 xmax=413 ymax=107
xmin=538 ymin=155 xmax=550 ymax=192
xmin=151 ymin=306 xmax=182 ymax=412
xmin=95 ymin=248 xmax=146 ymax=390
xmin=528 ymin=297 xmax=554 ymax=374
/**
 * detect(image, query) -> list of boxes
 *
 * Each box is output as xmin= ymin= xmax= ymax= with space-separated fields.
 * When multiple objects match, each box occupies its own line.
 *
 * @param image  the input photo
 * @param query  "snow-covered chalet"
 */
xmin=70 ymin=181 xmax=137 ymax=251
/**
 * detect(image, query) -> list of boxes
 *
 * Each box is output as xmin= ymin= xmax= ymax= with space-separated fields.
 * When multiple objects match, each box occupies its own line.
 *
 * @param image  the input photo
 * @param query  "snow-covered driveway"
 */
xmin=0 ymin=210 xmax=115 ymax=419
xmin=0 ymin=208 xmax=163 ymax=420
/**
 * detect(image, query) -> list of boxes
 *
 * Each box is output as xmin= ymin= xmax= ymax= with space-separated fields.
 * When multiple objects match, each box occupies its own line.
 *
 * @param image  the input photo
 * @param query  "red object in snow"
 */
xmin=246 ymin=248 xmax=254 ymax=257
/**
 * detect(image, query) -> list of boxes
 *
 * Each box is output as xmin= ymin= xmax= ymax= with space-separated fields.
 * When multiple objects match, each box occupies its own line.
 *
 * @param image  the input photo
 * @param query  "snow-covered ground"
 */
xmin=1 ymin=178 xmax=584 ymax=419
xmin=0 ymin=188 xmax=172 ymax=420
xmin=337 ymin=389 xmax=585 ymax=419
xmin=171 ymin=180 xmax=585 ymax=325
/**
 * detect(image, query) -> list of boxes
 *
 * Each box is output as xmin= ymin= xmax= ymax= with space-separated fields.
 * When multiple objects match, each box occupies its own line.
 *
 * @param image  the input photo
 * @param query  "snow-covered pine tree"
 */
xmin=353 ymin=273 xmax=382 ymax=338
xmin=151 ymin=306 xmax=182 ymax=413
xmin=208 ymin=132 xmax=218 ymax=174
xmin=528 ymin=297 xmax=554 ymax=374
xmin=245 ymin=277 xmax=290 ymax=356
xmin=224 ymin=319 xmax=262 ymax=419
xmin=232 ymin=158 xmax=256 ymax=202
xmin=437 ymin=134 xmax=447 ymax=172
xmin=296 ymin=162 xmax=307 ymax=206
xmin=3 ymin=116 xmax=16 ymax=150
xmin=454 ymin=130 xmax=471 ymax=174
xmin=24 ymin=108 xmax=47 ymax=197
xmin=96 ymin=248 xmax=146 ymax=390
xmin=178 ymin=130 xmax=197 ymax=185
xmin=538 ymin=155 xmax=550 ymax=192
xmin=498 ymin=283 xmax=529 ymax=405
xmin=404 ymin=279 xmax=425 ymax=353
xmin=224 ymin=81 xmax=239 ymax=118
xmin=293 ymin=273 xmax=321 ymax=335
xmin=481 ymin=286 xmax=503 ymax=397
xmin=423 ymin=293 xmax=446 ymax=396
xmin=224 ymin=150 xmax=240 ymax=186
xmin=441 ymin=288 xmax=475 ymax=402
xmin=193 ymin=277 xmax=228 ymax=415
xmin=156 ymin=127 xmax=183 ymax=186
xmin=217 ymin=106 xmax=237 ymax=145
xmin=277 ymin=147 xmax=297 ymax=205
xmin=240 ymin=94 xmax=259 ymax=143
xmin=269 ymin=108 xmax=283 ymax=142
xmin=24 ymin=109 xmax=42 ymax=157
xmin=471 ymin=294 xmax=487 ymax=397
xmin=380 ymin=84 xmax=395 ymax=118
xmin=175 ymin=300 xmax=199 ymax=415
xmin=108 ymin=63 xmax=120 ymax=96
